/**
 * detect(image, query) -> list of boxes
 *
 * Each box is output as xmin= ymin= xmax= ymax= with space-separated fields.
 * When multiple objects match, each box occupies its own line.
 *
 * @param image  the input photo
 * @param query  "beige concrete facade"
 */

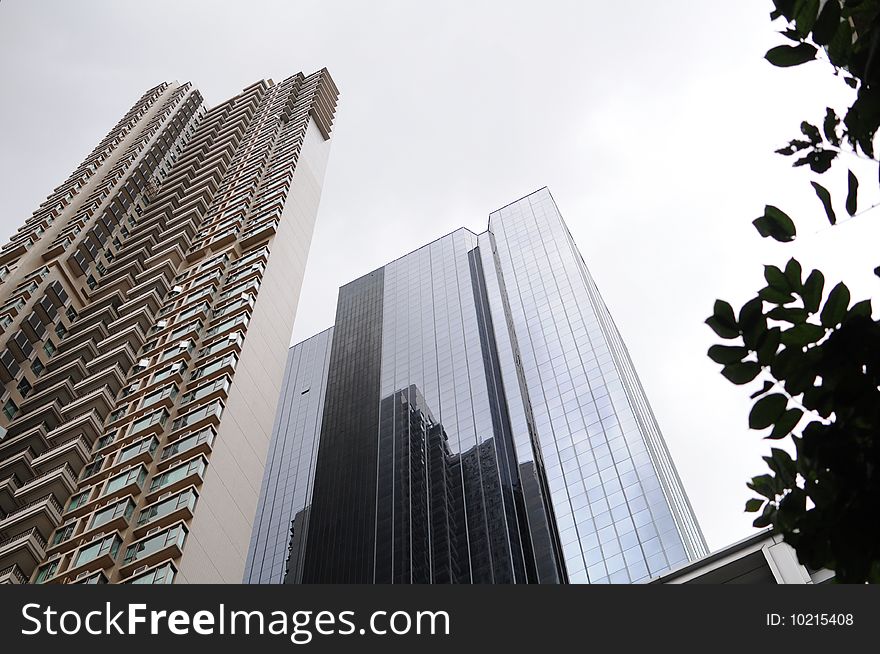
xmin=0 ymin=70 xmax=338 ymax=584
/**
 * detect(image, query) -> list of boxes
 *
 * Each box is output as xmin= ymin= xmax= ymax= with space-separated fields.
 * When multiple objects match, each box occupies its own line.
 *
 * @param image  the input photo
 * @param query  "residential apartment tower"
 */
xmin=0 ymin=70 xmax=338 ymax=584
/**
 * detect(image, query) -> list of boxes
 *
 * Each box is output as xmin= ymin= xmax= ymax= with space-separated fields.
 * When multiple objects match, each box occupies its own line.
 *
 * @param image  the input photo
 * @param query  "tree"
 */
xmin=706 ymin=0 xmax=880 ymax=583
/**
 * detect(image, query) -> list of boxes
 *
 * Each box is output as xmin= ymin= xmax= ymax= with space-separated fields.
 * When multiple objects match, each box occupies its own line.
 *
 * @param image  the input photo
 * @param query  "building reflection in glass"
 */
xmin=246 ymin=188 xmax=707 ymax=584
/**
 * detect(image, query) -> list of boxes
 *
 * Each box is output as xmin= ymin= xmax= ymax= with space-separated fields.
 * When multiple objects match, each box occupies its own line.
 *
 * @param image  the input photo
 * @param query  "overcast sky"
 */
xmin=2 ymin=0 xmax=878 ymax=553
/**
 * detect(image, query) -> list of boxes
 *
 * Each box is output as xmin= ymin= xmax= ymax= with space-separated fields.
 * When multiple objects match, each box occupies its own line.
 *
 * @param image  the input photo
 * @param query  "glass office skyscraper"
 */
xmin=246 ymin=187 xmax=707 ymax=584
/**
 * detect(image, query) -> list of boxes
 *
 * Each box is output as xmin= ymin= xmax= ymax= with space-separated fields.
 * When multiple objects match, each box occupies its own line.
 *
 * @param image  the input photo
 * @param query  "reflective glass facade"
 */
xmin=246 ymin=187 xmax=707 ymax=584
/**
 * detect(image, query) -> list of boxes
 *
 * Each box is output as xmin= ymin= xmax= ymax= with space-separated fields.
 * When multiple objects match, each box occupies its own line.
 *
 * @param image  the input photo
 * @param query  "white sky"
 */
xmin=1 ymin=0 xmax=878 ymax=553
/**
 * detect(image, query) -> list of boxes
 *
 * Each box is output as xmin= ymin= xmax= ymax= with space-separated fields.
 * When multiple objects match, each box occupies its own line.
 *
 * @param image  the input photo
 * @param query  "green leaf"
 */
xmin=802 ymin=269 xmax=825 ymax=312
xmin=827 ymin=18 xmax=853 ymax=67
xmin=759 ymin=286 xmax=796 ymax=304
xmin=750 ymin=393 xmax=788 ymax=429
xmin=800 ymin=121 xmax=822 ymax=145
xmin=706 ymin=299 xmax=739 ymax=338
xmin=757 ymin=326 xmax=782 ymax=365
xmin=848 ymin=299 xmax=872 ymax=318
xmin=775 ymin=138 xmax=812 ymax=156
xmin=708 ymin=344 xmax=748 ymax=365
xmin=739 ymin=297 xmax=769 ymax=349
xmin=767 ymin=306 xmax=809 ymax=323
xmin=811 ymin=181 xmax=836 ymax=225
xmin=794 ymin=148 xmax=836 ymax=173
xmin=764 ymin=264 xmax=790 ymax=291
xmin=748 ymin=474 xmax=777 ymax=500
xmin=795 ymin=0 xmax=820 ymax=36
xmin=753 ymin=205 xmax=796 ymax=242
xmin=765 ymin=42 xmax=818 ymax=67
xmin=781 ymin=322 xmax=826 ymax=347
xmin=822 ymin=108 xmax=841 ymax=146
xmin=769 ymin=408 xmax=803 ymax=439
xmin=745 ymin=498 xmax=765 ymax=513
xmin=820 ymin=281 xmax=850 ymax=327
xmin=812 ymin=0 xmax=841 ymax=45
xmin=846 ymin=170 xmax=858 ymax=216
xmin=784 ymin=258 xmax=803 ymax=291
xmin=722 ymin=361 xmax=761 ymax=385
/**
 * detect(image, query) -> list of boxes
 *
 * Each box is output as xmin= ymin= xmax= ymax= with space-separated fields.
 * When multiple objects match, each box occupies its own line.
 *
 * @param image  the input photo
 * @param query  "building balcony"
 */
xmin=106 ymin=306 xmax=152 ymax=338
xmin=95 ymin=324 xmax=145 ymax=361
xmin=0 ymin=493 xmax=63 ymax=541
xmin=0 ymin=563 xmax=28 ymax=584
xmin=55 ymin=531 xmax=122 ymax=583
xmin=127 ymin=275 xmax=170 ymax=307
xmin=70 ymin=569 xmax=109 ymax=584
xmin=32 ymin=360 xmax=87 ymax=396
xmin=85 ymin=343 xmax=136 ymax=377
xmin=30 ymin=436 xmax=91 ymax=476
xmin=46 ymin=409 xmax=104 ymax=448
xmin=0 ymin=475 xmax=20 ymax=514
xmin=18 ymin=379 xmax=75 ymax=417
xmin=14 ymin=464 xmax=76 ymax=505
xmin=0 ymin=448 xmax=34 ymax=485
xmin=0 ymin=527 xmax=46 ymax=574
xmin=73 ymin=291 xmax=121 ymax=324
xmin=46 ymin=340 xmax=99 ymax=374
xmin=4 ymin=397 xmax=63 ymax=438
xmin=73 ymin=365 xmax=126 ymax=399
xmin=59 ymin=320 xmax=109 ymax=352
xmin=60 ymin=385 xmax=115 ymax=422
xmin=132 ymin=487 xmax=197 ymax=539
xmin=117 ymin=288 xmax=162 ymax=318
xmin=118 ymin=522 xmax=186 ymax=579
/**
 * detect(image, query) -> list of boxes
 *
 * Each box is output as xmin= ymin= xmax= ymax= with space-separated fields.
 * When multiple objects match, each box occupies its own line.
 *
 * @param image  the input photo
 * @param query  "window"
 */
xmin=80 ymin=455 xmax=105 ymax=480
xmin=171 ymin=401 xmax=223 ymax=431
xmin=34 ymin=560 xmax=60 ymax=584
xmin=73 ymin=534 xmax=122 ymax=568
xmin=129 ymin=408 xmax=169 ymax=435
xmin=117 ymin=436 xmax=158 ymax=464
xmin=16 ymin=377 xmax=31 ymax=397
xmin=51 ymin=523 xmax=76 ymax=546
xmin=205 ymin=315 xmax=248 ymax=339
xmin=141 ymin=383 xmax=178 ymax=409
xmin=137 ymin=488 xmax=198 ymax=527
xmin=152 ymin=361 xmax=187 ymax=384
xmin=159 ymin=340 xmax=194 ymax=362
xmin=122 ymin=524 xmax=187 ymax=566
xmin=103 ymin=465 xmax=147 ymax=497
xmin=180 ymin=377 xmax=229 ymax=406
xmin=161 ymin=427 xmax=214 ymax=460
xmin=68 ymin=488 xmax=92 ymax=511
xmin=149 ymin=456 xmax=207 ymax=493
xmin=3 ymin=399 xmax=18 ymax=420
xmin=30 ymin=357 xmax=44 ymax=376
xmin=90 ymin=498 xmax=136 ymax=530
xmin=190 ymin=354 xmax=237 ymax=381
xmin=169 ymin=320 xmax=202 ymax=342
xmin=127 ymin=561 xmax=176 ymax=585
xmin=42 ymin=339 xmax=56 ymax=357
xmin=196 ymin=334 xmax=241 ymax=361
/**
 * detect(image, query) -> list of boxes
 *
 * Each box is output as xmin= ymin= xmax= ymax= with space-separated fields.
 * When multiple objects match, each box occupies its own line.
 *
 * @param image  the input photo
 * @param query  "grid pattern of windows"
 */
xmin=488 ymin=189 xmax=707 ymax=582
xmin=243 ymin=328 xmax=333 ymax=583
xmin=247 ymin=188 xmax=706 ymax=585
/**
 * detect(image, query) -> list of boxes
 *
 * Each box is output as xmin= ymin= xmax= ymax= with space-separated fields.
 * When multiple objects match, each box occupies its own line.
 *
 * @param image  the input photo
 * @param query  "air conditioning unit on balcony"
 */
xmin=133 ymin=565 xmax=147 ymax=576
xmin=146 ymin=527 xmax=159 ymax=536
